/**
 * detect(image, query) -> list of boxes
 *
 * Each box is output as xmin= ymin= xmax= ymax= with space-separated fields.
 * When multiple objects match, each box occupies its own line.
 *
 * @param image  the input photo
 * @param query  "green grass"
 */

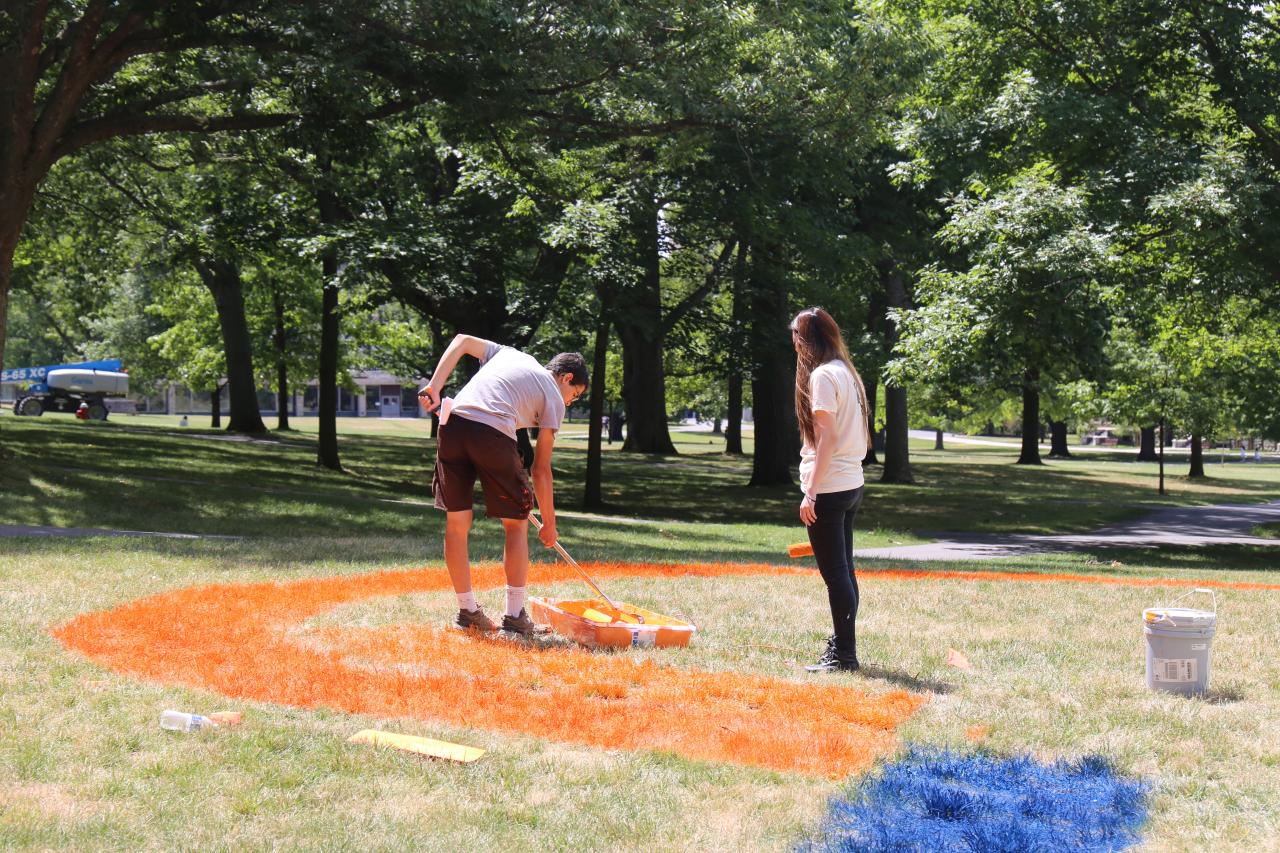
xmin=1253 ymin=522 xmax=1280 ymax=540
xmin=3 ymin=416 xmax=1280 ymax=849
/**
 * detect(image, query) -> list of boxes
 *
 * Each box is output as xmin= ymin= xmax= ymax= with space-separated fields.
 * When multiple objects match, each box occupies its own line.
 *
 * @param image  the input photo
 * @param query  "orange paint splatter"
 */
xmin=53 ymin=561 xmax=922 ymax=779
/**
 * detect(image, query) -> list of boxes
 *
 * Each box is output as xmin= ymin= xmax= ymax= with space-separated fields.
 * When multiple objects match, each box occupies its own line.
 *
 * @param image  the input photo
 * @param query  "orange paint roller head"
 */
xmin=788 ymin=542 xmax=813 ymax=559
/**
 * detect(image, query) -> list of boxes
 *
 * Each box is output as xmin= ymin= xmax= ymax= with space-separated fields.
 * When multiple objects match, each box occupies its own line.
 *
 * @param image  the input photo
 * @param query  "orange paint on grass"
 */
xmin=56 ymin=559 xmax=1268 ymax=778
xmin=53 ymin=561 xmax=923 ymax=779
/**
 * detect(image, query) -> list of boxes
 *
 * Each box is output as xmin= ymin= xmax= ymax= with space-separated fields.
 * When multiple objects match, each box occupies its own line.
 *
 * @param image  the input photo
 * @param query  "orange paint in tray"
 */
xmin=530 ymin=597 xmax=696 ymax=649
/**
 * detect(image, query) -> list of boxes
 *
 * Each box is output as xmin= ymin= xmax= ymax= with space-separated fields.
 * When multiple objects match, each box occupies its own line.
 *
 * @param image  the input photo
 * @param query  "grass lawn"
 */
xmin=1254 ymin=522 xmax=1280 ymax=540
xmin=2 ymin=416 xmax=1279 ymax=850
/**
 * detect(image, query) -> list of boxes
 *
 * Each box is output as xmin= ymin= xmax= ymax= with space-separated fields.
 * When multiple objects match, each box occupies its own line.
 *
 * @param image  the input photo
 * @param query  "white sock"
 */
xmin=456 ymin=591 xmax=479 ymax=612
xmin=505 ymin=586 xmax=526 ymax=618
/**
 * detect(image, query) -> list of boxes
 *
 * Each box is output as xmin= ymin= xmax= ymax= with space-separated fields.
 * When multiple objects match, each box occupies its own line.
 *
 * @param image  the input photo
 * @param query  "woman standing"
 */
xmin=792 ymin=307 xmax=870 ymax=672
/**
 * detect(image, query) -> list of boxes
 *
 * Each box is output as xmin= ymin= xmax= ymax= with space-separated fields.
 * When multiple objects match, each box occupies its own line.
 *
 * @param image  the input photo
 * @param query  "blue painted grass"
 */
xmin=805 ymin=748 xmax=1149 ymax=852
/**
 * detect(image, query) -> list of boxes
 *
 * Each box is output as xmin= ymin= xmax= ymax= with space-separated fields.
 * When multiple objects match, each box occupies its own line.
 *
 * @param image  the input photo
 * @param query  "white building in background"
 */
xmin=123 ymin=370 xmax=428 ymax=418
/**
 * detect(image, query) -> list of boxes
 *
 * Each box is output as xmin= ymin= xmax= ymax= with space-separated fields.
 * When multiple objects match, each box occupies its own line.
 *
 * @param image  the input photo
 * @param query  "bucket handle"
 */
xmin=1161 ymin=587 xmax=1217 ymax=626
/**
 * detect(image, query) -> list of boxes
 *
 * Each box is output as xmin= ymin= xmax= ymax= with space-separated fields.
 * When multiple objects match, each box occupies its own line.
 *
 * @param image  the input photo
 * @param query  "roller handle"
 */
xmin=528 ymin=513 xmax=619 ymax=611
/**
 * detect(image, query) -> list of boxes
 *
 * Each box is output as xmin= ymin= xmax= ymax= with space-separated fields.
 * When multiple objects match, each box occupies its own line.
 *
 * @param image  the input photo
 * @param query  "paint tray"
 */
xmin=529 ymin=597 xmax=696 ymax=649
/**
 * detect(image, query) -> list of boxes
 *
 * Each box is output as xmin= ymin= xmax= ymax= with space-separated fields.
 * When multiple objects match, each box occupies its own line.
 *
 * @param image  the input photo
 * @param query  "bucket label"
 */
xmin=630 ymin=629 xmax=655 ymax=648
xmin=1154 ymin=658 xmax=1197 ymax=683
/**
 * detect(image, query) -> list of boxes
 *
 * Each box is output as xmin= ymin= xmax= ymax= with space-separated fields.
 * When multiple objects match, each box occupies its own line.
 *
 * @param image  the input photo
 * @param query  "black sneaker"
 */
xmin=805 ymin=640 xmax=859 ymax=673
xmin=501 ymin=608 xmax=549 ymax=637
xmin=455 ymin=607 xmax=498 ymax=633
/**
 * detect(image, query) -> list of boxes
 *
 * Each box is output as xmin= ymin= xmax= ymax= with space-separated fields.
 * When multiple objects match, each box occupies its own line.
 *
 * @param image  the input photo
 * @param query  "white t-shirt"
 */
xmin=798 ymin=359 xmax=866 ymax=495
xmin=450 ymin=340 xmax=565 ymax=440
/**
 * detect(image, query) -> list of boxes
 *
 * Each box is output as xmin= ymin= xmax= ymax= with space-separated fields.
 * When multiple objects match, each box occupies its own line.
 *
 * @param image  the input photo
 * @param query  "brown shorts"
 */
xmin=432 ymin=415 xmax=533 ymax=519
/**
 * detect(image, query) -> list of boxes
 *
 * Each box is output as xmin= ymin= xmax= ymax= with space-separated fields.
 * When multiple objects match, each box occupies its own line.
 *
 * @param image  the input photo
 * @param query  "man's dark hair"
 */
xmin=545 ymin=352 xmax=589 ymax=391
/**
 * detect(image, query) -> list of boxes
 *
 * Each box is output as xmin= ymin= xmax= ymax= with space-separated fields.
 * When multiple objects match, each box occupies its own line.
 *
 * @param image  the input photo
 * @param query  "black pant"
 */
xmin=806 ymin=486 xmax=864 ymax=664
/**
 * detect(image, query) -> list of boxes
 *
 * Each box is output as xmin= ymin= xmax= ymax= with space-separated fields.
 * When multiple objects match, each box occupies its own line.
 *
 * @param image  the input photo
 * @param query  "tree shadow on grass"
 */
xmin=857 ymin=664 xmax=955 ymax=695
xmin=1084 ymin=545 xmax=1280 ymax=574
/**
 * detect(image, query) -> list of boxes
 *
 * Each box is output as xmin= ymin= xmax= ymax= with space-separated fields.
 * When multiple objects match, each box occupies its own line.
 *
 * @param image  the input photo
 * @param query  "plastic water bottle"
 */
xmin=160 ymin=709 xmax=215 ymax=732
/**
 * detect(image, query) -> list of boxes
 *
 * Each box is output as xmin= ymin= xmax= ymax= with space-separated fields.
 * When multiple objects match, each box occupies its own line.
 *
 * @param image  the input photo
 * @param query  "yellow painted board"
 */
xmin=348 ymin=729 xmax=485 ymax=763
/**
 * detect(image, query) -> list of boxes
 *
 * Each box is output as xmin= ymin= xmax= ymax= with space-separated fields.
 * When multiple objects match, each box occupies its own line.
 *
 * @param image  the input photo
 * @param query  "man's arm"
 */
xmin=531 ymin=428 xmax=558 ymax=547
xmin=418 ymin=334 xmax=489 ymax=412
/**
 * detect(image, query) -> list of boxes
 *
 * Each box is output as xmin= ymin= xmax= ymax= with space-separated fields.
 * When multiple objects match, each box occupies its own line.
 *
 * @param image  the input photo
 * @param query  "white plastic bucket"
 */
xmin=1143 ymin=589 xmax=1217 ymax=696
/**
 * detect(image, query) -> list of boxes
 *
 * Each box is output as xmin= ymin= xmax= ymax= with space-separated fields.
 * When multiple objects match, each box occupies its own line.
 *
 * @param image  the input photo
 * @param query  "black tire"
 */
xmin=14 ymin=396 xmax=43 ymax=416
xmin=87 ymin=402 xmax=108 ymax=421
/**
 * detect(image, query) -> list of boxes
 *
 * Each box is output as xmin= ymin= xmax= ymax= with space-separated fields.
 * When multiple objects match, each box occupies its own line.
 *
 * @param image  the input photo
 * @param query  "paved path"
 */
xmin=4 ymin=498 xmax=1278 ymax=558
xmin=855 ymin=500 xmax=1280 ymax=561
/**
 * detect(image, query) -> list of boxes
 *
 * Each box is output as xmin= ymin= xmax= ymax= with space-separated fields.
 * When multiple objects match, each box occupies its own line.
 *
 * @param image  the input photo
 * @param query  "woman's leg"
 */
xmin=843 ymin=487 xmax=864 ymax=661
xmin=807 ymin=489 xmax=859 ymax=665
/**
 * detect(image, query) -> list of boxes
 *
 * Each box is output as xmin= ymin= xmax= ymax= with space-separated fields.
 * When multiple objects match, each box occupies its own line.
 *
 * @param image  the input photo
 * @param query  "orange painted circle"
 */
xmin=57 ymin=561 xmax=1268 ymax=778
xmin=54 ymin=561 xmax=923 ymax=778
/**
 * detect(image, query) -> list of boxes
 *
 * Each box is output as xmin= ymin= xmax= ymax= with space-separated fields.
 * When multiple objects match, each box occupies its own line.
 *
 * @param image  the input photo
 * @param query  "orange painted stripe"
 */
xmin=53 ymin=561 xmax=919 ymax=779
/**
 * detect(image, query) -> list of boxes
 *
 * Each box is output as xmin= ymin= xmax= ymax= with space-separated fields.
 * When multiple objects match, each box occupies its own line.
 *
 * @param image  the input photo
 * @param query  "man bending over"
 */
xmin=418 ymin=335 xmax=588 ymax=636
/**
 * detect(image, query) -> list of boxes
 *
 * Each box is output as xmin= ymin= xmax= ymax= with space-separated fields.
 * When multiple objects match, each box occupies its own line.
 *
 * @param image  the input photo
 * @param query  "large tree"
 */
xmin=0 ymin=1 xmax=315 ymax=390
xmin=892 ymin=168 xmax=1114 ymax=465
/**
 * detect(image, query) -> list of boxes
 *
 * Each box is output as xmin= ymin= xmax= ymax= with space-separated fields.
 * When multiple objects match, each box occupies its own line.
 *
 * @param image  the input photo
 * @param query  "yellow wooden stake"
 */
xmin=348 ymin=729 xmax=485 ymax=763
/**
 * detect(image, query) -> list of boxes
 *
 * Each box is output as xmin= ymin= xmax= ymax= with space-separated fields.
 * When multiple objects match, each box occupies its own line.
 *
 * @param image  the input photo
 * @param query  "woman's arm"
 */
xmin=417 ymin=334 xmax=489 ymax=412
xmin=800 ymin=410 xmax=836 ymax=525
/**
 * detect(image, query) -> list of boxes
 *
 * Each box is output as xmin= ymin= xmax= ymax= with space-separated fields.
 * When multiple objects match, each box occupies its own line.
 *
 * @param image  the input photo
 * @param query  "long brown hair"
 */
xmin=792 ymin=307 xmax=869 ymax=448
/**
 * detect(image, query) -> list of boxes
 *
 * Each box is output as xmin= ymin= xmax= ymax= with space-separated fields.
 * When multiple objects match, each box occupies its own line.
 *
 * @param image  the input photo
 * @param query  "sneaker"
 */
xmin=455 ymin=606 xmax=498 ymax=633
xmin=805 ymin=640 xmax=859 ymax=673
xmin=501 ymin=608 xmax=549 ymax=637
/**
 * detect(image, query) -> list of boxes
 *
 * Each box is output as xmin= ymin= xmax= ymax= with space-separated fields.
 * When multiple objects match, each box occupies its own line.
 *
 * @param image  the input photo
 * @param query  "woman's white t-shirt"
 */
xmin=799 ymin=359 xmax=867 ymax=496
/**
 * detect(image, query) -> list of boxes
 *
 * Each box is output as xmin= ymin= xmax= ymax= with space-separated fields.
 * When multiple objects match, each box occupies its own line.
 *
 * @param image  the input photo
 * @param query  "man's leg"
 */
xmin=501 ymin=517 xmax=529 ymax=617
xmin=445 ymin=509 xmax=475 ymax=598
xmin=447 ymin=509 xmax=497 ymax=631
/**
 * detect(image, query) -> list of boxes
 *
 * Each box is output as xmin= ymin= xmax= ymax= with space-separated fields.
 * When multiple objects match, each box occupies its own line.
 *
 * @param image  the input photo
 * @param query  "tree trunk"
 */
xmin=882 ymin=384 xmax=913 ymax=483
xmin=935 ymin=428 xmax=944 ymax=450
xmin=725 ymin=371 xmax=744 ymax=455
xmin=0 ymin=73 xmax=44 ymax=403
xmin=198 ymin=259 xmax=266 ymax=433
xmin=583 ymin=318 xmax=610 ymax=509
xmin=615 ymin=199 xmax=676 ymax=454
xmin=746 ymin=250 xmax=797 ymax=487
xmin=723 ymin=244 xmax=747 ymax=456
xmin=273 ymin=288 xmax=290 ymax=431
xmin=617 ymin=323 xmax=676 ymax=453
xmin=1136 ymin=426 xmax=1158 ymax=461
xmin=0 ymin=249 xmax=11 ymax=427
xmin=211 ymin=383 xmax=222 ymax=429
xmin=608 ymin=405 xmax=625 ymax=443
xmin=748 ymin=359 xmax=797 ymax=486
xmin=316 ymin=191 xmax=342 ymax=470
xmin=1017 ymin=370 xmax=1043 ymax=465
xmin=0 ymin=217 xmax=19 ymax=387
xmin=429 ymin=320 xmax=444 ymax=439
xmin=862 ymin=374 xmax=879 ymax=466
xmin=1188 ymin=433 xmax=1205 ymax=478
xmin=516 ymin=429 xmax=534 ymax=470
xmin=879 ymin=258 xmax=913 ymax=483
xmin=1048 ymin=420 xmax=1071 ymax=458
xmin=317 ymin=276 xmax=341 ymax=470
